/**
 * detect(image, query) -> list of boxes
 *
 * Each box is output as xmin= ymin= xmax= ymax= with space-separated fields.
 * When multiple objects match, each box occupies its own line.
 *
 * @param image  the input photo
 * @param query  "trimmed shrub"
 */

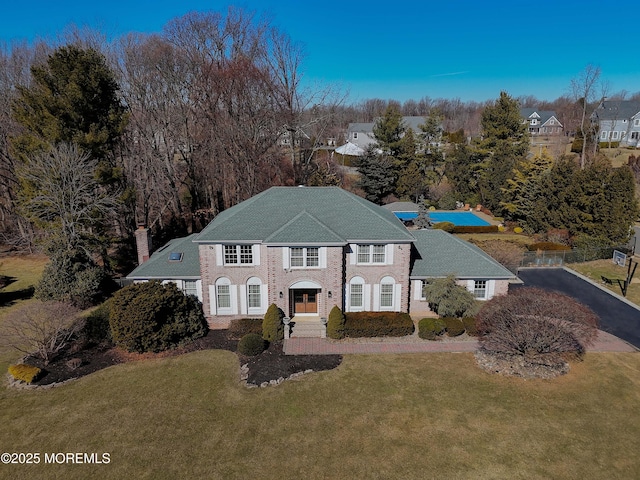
xmin=443 ymin=317 xmax=465 ymax=337
xmin=344 ymin=312 xmax=414 ymax=338
xmin=462 ymin=317 xmax=478 ymax=336
xmin=527 ymin=242 xmax=571 ymax=251
xmin=513 ymin=227 xmax=523 ymax=234
xmin=327 ymin=306 xmax=346 ymax=339
xmin=109 ymin=281 xmax=208 ymax=353
xmin=228 ymin=318 xmax=263 ymax=339
xmin=418 ymin=317 xmax=446 ymax=340
xmin=262 ymin=304 xmax=284 ymax=343
xmin=83 ymin=299 xmax=113 ymax=345
xmin=452 ymin=225 xmax=499 ymax=234
xmin=432 ymin=221 xmax=455 ymax=232
xmin=237 ymin=333 xmax=266 ymax=356
xmin=8 ymin=364 xmax=42 ymax=384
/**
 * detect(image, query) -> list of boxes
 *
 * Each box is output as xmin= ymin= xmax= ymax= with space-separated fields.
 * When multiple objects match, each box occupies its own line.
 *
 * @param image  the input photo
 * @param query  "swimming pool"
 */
xmin=394 ymin=211 xmax=491 ymax=226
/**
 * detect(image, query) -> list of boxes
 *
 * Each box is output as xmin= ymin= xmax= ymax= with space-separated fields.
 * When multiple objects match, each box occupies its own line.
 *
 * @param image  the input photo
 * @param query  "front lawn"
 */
xmin=1 ymin=350 xmax=639 ymax=479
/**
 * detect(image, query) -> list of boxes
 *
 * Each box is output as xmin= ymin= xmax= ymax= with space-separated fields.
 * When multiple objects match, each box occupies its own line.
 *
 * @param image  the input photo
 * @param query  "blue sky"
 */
xmin=1 ymin=0 xmax=638 ymax=104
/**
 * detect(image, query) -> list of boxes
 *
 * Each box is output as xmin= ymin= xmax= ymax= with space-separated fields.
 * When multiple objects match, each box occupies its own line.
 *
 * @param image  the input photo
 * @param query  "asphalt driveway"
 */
xmin=515 ymin=268 xmax=640 ymax=349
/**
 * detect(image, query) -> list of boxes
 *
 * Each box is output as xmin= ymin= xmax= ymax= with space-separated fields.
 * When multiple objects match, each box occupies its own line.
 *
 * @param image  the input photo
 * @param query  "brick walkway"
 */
xmin=283 ymin=330 xmax=637 ymax=355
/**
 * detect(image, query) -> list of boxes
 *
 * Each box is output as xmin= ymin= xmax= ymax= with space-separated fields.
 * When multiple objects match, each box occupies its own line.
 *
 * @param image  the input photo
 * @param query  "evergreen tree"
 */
xmin=372 ymin=104 xmax=405 ymax=157
xmin=474 ymin=92 xmax=529 ymax=211
xmin=356 ymin=146 xmax=398 ymax=204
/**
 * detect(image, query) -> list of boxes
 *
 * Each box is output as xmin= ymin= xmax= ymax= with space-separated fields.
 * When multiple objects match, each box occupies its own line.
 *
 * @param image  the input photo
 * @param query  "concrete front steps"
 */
xmin=289 ymin=317 xmax=326 ymax=338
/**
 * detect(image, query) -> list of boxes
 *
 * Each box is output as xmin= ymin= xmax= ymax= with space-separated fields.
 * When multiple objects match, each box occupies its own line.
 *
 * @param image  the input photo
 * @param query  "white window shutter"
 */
xmin=230 ymin=285 xmax=238 ymax=315
xmin=253 ymin=244 xmax=260 ymax=265
xmin=215 ymin=244 xmax=223 ymax=266
xmin=209 ymin=285 xmax=217 ymax=315
xmin=239 ymin=285 xmax=247 ymax=315
xmin=349 ymin=244 xmax=357 ymax=265
xmin=364 ymin=284 xmax=371 ymax=311
xmin=373 ymin=284 xmax=380 ymax=311
xmin=319 ymin=247 xmax=327 ymax=268
xmin=394 ymin=284 xmax=401 ymax=311
xmin=386 ymin=244 xmax=394 ymax=265
xmin=488 ymin=280 xmax=495 ymax=299
xmin=345 ymin=284 xmax=350 ymax=311
xmin=261 ymin=284 xmax=269 ymax=313
xmin=196 ymin=281 xmax=203 ymax=302
xmin=282 ymin=247 xmax=290 ymax=269
xmin=413 ymin=280 xmax=422 ymax=300
xmin=467 ymin=280 xmax=474 ymax=292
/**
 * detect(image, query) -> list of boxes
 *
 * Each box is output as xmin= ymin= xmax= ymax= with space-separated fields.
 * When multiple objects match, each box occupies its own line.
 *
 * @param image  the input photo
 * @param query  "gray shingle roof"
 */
xmin=194 ymin=186 xmax=415 ymax=244
xmin=592 ymin=100 xmax=640 ymax=121
xmin=127 ymin=234 xmax=201 ymax=279
xmin=520 ymin=108 xmax=562 ymax=127
xmin=410 ymin=229 xmax=515 ymax=279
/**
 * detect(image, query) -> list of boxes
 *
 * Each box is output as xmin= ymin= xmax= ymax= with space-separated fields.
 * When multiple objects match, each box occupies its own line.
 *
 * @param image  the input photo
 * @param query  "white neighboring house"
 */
xmin=520 ymin=108 xmax=563 ymax=136
xmin=591 ymin=99 xmax=640 ymax=147
xmin=340 ymin=116 xmax=438 ymax=155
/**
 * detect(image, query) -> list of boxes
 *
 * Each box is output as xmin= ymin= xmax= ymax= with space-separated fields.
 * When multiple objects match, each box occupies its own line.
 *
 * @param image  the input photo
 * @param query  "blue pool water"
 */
xmin=394 ymin=211 xmax=491 ymax=226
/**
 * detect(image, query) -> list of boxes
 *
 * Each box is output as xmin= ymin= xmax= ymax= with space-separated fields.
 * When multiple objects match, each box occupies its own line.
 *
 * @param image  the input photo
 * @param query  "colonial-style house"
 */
xmin=342 ymin=116 xmax=438 ymax=154
xmin=127 ymin=186 xmax=516 ymax=336
xmin=591 ymin=99 xmax=640 ymax=147
xmin=520 ymin=108 xmax=563 ymax=136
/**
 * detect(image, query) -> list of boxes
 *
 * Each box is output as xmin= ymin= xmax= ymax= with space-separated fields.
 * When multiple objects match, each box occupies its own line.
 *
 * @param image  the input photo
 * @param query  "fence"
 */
xmin=519 ymin=245 xmax=631 ymax=268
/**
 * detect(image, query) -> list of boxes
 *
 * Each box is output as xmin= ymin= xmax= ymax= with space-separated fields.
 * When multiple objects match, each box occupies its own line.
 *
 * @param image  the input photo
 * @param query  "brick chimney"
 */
xmin=134 ymin=225 xmax=152 ymax=265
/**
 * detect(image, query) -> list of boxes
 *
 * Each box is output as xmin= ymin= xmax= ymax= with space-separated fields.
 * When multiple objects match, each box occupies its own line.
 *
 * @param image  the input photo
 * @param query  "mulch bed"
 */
xmin=19 ymin=330 xmax=342 ymax=388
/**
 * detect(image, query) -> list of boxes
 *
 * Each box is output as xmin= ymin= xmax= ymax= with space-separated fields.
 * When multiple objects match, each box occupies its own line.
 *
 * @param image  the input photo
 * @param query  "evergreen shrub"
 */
xmin=109 ymin=281 xmax=208 ymax=353
xmin=262 ymin=304 xmax=284 ymax=343
xmin=418 ymin=318 xmax=446 ymax=340
xmin=462 ymin=317 xmax=478 ymax=336
xmin=83 ymin=299 xmax=113 ymax=345
xmin=8 ymin=364 xmax=42 ymax=384
xmin=327 ymin=306 xmax=346 ymax=339
xmin=344 ymin=312 xmax=414 ymax=338
xmin=237 ymin=333 xmax=266 ymax=356
xmin=443 ymin=317 xmax=465 ymax=337
xmin=228 ymin=318 xmax=263 ymax=339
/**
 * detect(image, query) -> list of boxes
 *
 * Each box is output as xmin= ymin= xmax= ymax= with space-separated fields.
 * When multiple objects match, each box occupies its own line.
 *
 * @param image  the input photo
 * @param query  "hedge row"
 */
xmin=344 ymin=312 xmax=414 ymax=337
xmin=452 ymin=225 xmax=499 ymax=234
xmin=527 ymin=242 xmax=572 ymax=251
xmin=418 ymin=317 xmax=479 ymax=340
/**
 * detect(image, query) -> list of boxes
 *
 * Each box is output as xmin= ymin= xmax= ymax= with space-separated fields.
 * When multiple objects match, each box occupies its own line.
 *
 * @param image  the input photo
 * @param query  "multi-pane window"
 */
xmin=357 ymin=244 xmax=386 ymax=264
xmin=473 ymin=280 xmax=487 ymax=299
xmin=224 ymin=245 xmax=253 ymax=265
xmin=290 ymin=247 xmax=319 ymax=268
xmin=350 ymin=284 xmax=363 ymax=309
xmin=380 ymin=283 xmax=394 ymax=308
xmin=632 ymin=132 xmax=639 ymax=140
xmin=217 ymin=284 xmax=231 ymax=308
xmin=248 ymin=284 xmax=261 ymax=309
xmin=635 ymin=119 xmax=640 ymax=127
xmin=183 ymin=280 xmax=198 ymax=297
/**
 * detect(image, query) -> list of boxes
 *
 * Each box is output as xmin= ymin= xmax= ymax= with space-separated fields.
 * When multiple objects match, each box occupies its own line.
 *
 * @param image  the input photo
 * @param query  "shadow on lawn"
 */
xmin=0 ymin=283 xmax=35 ymax=307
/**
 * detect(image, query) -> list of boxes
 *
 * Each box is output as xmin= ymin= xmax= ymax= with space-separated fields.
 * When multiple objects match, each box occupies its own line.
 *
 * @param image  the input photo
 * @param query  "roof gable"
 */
xmin=410 ymin=229 xmax=515 ymax=279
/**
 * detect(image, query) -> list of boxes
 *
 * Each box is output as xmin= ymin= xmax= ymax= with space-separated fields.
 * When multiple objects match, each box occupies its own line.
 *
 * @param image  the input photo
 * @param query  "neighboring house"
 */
xmin=128 ymin=186 xmax=517 ymax=335
xmin=342 ymin=116 xmax=437 ymax=153
xmin=520 ymin=108 xmax=563 ymax=136
xmin=409 ymin=230 xmax=514 ymax=317
xmin=591 ymin=99 xmax=640 ymax=147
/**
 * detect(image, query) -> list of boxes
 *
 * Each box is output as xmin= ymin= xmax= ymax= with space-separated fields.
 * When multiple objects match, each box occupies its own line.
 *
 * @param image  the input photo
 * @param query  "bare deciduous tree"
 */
xmin=570 ymin=64 xmax=602 ymax=168
xmin=0 ymin=300 xmax=82 ymax=365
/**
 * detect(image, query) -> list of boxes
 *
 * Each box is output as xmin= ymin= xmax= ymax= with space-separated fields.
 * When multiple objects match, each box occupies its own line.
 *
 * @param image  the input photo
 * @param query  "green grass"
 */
xmin=0 ymin=351 xmax=639 ymax=479
xmin=568 ymin=259 xmax=640 ymax=307
xmin=2 ymin=254 xmax=640 ymax=479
